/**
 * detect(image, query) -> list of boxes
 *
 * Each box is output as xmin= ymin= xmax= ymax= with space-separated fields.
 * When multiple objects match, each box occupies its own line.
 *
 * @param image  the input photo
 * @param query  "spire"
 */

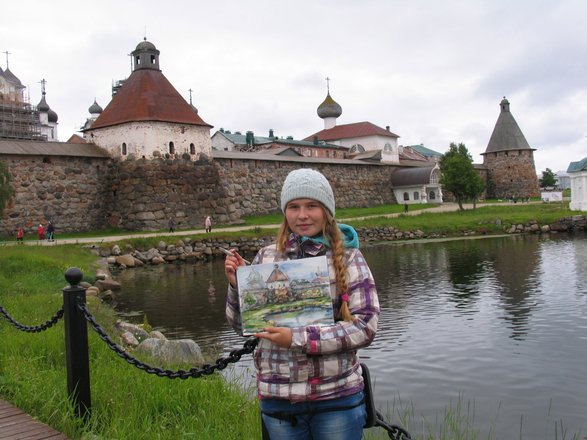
xmin=37 ymin=79 xmax=50 ymax=112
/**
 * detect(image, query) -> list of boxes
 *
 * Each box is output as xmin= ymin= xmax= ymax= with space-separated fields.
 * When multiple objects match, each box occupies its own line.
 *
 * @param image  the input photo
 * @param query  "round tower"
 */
xmin=481 ymin=97 xmax=540 ymax=199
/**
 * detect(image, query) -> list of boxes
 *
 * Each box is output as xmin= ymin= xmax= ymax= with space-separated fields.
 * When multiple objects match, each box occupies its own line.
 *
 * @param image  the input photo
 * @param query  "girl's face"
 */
xmin=285 ymin=198 xmax=326 ymax=237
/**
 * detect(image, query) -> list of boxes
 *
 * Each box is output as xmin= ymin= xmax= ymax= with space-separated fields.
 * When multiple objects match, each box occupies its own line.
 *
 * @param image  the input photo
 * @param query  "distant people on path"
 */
xmin=205 ymin=215 xmax=212 ymax=233
xmin=37 ymin=224 xmax=45 ymax=241
xmin=168 ymin=217 xmax=176 ymax=233
xmin=46 ymin=221 xmax=55 ymax=242
xmin=16 ymin=226 xmax=24 ymax=243
xmin=404 ymin=203 xmax=409 ymax=213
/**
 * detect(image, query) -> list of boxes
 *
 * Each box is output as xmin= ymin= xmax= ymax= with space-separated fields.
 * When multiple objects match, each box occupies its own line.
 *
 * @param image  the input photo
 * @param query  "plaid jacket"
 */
xmin=226 ymin=242 xmax=379 ymax=402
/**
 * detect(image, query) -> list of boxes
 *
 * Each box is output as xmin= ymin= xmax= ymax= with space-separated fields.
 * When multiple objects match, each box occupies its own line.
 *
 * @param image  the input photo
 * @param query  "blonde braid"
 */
xmin=323 ymin=211 xmax=354 ymax=322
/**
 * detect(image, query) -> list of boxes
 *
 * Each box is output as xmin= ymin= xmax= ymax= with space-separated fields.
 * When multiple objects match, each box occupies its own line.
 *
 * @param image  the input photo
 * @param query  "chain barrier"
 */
xmin=375 ymin=410 xmax=412 ymax=439
xmin=0 ymin=305 xmax=64 ymax=332
xmin=77 ymin=301 xmax=259 ymax=378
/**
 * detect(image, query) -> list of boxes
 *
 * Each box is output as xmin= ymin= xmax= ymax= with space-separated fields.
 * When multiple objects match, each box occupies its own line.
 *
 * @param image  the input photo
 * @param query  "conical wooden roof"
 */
xmin=484 ymin=97 xmax=533 ymax=154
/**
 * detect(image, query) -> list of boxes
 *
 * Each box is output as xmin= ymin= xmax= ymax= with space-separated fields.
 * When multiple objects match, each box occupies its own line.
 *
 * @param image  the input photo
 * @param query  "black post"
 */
xmin=63 ymin=267 xmax=91 ymax=420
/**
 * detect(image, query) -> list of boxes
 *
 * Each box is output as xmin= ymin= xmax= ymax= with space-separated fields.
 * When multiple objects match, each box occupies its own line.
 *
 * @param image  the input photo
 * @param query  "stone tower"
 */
xmin=481 ymin=97 xmax=540 ymax=199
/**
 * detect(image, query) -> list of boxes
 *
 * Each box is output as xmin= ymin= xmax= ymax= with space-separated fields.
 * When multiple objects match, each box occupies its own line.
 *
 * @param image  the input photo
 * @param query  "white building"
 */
xmin=568 ymin=158 xmax=587 ymax=211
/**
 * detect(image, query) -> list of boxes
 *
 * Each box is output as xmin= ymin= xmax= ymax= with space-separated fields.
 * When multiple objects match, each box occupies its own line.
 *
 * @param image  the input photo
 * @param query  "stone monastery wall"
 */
xmin=1 ymin=155 xmax=397 ymax=237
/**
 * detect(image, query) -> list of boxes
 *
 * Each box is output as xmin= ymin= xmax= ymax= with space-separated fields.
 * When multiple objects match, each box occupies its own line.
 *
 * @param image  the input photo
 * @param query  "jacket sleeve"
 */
xmin=290 ymin=249 xmax=379 ymax=355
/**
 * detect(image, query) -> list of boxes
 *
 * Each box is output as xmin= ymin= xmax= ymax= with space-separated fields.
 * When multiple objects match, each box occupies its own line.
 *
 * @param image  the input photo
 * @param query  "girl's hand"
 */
xmin=255 ymin=327 xmax=293 ymax=348
xmin=224 ymin=249 xmax=246 ymax=288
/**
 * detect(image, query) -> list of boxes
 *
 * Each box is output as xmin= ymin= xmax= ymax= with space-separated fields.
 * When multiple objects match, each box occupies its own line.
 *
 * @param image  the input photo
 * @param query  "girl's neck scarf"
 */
xmin=285 ymin=223 xmax=359 ymax=258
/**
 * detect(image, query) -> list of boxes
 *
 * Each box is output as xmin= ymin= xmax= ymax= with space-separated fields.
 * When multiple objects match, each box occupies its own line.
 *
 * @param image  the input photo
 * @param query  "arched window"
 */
xmin=403 ymin=192 xmax=409 ymax=201
xmin=122 ymin=143 xmax=127 ymax=155
xmin=384 ymin=143 xmax=393 ymax=152
xmin=414 ymin=192 xmax=419 ymax=200
xmin=350 ymin=144 xmax=365 ymax=154
xmin=169 ymin=142 xmax=175 ymax=155
xmin=190 ymin=143 xmax=195 ymax=155
xmin=430 ymin=169 xmax=439 ymax=184
xmin=429 ymin=191 xmax=436 ymax=200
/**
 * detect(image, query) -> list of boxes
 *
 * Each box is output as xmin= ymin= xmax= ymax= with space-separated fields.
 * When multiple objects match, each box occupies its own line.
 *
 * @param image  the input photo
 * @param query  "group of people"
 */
xmin=15 ymin=221 xmax=56 ymax=243
xmin=167 ymin=216 xmax=213 ymax=233
xmin=223 ymin=168 xmax=379 ymax=439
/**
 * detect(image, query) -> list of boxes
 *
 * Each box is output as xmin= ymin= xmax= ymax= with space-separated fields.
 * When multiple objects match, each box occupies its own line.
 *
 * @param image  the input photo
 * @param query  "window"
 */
xmin=151 ymin=55 xmax=156 ymax=64
xmin=403 ymin=192 xmax=409 ymax=201
xmin=384 ymin=143 xmax=393 ymax=152
xmin=430 ymin=169 xmax=439 ymax=184
xmin=122 ymin=143 xmax=127 ymax=155
xmin=169 ymin=142 xmax=175 ymax=155
xmin=190 ymin=143 xmax=195 ymax=155
xmin=350 ymin=144 xmax=365 ymax=154
xmin=414 ymin=192 xmax=419 ymax=200
xmin=429 ymin=191 xmax=436 ymax=200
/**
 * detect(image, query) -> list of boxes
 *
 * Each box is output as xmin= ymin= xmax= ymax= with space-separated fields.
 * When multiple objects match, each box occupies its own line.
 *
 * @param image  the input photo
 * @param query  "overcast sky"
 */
xmin=3 ymin=0 xmax=586 ymax=173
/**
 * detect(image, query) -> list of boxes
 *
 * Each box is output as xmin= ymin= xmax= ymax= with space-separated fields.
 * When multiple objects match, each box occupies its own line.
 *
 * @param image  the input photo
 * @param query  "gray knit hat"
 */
xmin=280 ymin=168 xmax=335 ymax=216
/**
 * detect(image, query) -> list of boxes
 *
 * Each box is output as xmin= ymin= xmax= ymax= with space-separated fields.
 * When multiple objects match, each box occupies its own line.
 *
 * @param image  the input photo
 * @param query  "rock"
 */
xmin=150 ymin=331 xmax=167 ymax=340
xmin=111 ymin=245 xmax=121 ymax=256
xmin=121 ymin=331 xmax=140 ymax=348
xmin=151 ymin=256 xmax=166 ymax=265
xmin=136 ymin=338 xmax=204 ymax=365
xmin=106 ymin=256 xmax=116 ymax=265
xmin=99 ymin=290 xmax=115 ymax=302
xmin=116 ymin=321 xmax=150 ymax=341
xmin=116 ymin=254 xmax=135 ymax=267
xmin=95 ymin=278 xmax=122 ymax=291
xmin=86 ymin=286 xmax=100 ymax=297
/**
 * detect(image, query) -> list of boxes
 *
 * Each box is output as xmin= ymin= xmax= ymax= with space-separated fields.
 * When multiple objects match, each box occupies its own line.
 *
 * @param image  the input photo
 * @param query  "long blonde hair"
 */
xmin=277 ymin=204 xmax=354 ymax=322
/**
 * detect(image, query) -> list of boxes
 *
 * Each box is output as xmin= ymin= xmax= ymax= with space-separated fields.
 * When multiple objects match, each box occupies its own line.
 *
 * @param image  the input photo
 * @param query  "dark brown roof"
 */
xmin=87 ymin=69 xmax=212 ymax=130
xmin=304 ymin=121 xmax=399 ymax=142
xmin=390 ymin=166 xmax=436 ymax=187
xmin=0 ymin=139 xmax=110 ymax=158
xmin=67 ymin=134 xmax=87 ymax=144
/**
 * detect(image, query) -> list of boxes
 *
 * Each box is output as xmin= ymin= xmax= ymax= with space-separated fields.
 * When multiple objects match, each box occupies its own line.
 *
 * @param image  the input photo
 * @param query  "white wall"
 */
xmin=569 ymin=171 xmax=587 ymax=211
xmin=86 ymin=121 xmax=211 ymax=160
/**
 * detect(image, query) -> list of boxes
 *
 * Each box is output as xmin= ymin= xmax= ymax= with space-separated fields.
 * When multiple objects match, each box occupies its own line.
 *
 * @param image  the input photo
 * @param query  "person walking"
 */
xmin=16 ymin=226 xmax=24 ymax=244
xmin=205 ymin=215 xmax=212 ymax=233
xmin=37 ymin=224 xmax=45 ymax=241
xmin=224 ymin=168 xmax=379 ymax=440
xmin=168 ymin=217 xmax=176 ymax=233
xmin=46 ymin=221 xmax=55 ymax=242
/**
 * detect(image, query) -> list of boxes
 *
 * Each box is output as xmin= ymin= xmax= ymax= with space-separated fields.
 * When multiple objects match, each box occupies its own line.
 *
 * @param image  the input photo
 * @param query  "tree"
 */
xmin=0 ymin=161 xmax=15 ymax=218
xmin=539 ymin=168 xmax=557 ymax=189
xmin=439 ymin=142 xmax=485 ymax=210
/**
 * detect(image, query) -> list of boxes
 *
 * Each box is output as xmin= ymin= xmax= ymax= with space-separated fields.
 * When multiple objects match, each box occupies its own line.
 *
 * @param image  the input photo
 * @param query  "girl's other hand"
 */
xmin=255 ymin=327 xmax=293 ymax=348
xmin=224 ymin=249 xmax=246 ymax=288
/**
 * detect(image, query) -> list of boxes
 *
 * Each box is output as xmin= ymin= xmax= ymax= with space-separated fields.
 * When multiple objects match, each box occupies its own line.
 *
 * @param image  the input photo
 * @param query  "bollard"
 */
xmin=63 ymin=267 xmax=91 ymax=420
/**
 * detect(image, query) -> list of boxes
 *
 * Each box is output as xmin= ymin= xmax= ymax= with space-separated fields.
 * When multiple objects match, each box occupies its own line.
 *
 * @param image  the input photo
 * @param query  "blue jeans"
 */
xmin=260 ymin=392 xmax=366 ymax=440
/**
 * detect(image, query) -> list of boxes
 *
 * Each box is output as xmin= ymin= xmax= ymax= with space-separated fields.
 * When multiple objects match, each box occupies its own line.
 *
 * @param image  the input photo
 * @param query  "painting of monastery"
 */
xmin=236 ymin=256 xmax=334 ymax=336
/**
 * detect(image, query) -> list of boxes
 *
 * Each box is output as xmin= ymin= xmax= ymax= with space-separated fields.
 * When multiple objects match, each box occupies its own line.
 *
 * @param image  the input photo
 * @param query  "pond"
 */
xmin=112 ymin=232 xmax=587 ymax=438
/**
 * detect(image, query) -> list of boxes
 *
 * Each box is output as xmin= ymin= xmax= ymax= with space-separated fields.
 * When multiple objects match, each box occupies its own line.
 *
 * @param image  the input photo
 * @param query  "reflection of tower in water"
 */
xmin=489 ymin=235 xmax=541 ymax=339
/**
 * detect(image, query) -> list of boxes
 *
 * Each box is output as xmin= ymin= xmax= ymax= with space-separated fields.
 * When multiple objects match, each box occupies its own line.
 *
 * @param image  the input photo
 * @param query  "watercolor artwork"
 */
xmin=236 ymin=255 xmax=334 ymax=336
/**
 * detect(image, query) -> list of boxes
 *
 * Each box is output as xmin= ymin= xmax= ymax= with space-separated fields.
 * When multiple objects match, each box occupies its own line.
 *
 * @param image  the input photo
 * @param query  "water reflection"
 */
xmin=112 ymin=232 xmax=587 ymax=438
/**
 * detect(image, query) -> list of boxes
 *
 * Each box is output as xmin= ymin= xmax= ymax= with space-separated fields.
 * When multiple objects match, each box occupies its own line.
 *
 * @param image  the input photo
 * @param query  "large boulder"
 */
xmin=136 ymin=338 xmax=204 ymax=365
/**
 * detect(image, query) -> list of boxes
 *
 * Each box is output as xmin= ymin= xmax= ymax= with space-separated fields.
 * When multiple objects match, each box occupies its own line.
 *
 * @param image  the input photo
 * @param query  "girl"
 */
xmin=224 ymin=168 xmax=379 ymax=440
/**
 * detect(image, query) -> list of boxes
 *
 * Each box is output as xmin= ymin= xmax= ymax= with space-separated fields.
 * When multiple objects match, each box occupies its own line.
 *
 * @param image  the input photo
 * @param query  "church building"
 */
xmin=83 ymin=39 xmax=212 ymax=160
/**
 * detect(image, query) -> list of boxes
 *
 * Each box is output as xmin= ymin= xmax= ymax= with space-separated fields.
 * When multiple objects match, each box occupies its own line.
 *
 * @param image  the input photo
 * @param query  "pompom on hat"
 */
xmin=280 ymin=168 xmax=335 ymax=216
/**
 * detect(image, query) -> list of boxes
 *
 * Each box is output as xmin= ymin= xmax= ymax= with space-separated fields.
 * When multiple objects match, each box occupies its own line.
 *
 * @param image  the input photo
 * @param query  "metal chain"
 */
xmin=0 ymin=305 xmax=64 ymax=332
xmin=78 ymin=301 xmax=258 ymax=378
xmin=375 ymin=410 xmax=412 ymax=439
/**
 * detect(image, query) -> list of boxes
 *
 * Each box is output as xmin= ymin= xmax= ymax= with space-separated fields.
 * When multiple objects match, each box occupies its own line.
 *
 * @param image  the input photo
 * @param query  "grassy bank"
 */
xmin=0 ymin=245 xmax=261 ymax=439
xmin=1 ymin=203 xmax=584 ymax=439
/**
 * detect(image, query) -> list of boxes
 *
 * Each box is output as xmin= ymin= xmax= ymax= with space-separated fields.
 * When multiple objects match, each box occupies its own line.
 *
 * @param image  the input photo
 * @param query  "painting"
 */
xmin=236 ymin=255 xmax=334 ymax=336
